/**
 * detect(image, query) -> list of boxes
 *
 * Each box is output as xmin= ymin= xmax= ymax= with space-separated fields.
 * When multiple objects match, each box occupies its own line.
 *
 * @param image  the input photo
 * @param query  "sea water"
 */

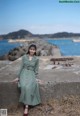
xmin=0 ymin=40 xmax=22 ymax=56
xmin=1 ymin=39 xmax=80 ymax=56
xmin=47 ymin=38 xmax=80 ymax=56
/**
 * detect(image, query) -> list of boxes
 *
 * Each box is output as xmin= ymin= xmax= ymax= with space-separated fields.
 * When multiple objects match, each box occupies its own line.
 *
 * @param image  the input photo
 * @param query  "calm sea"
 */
xmin=0 ymin=40 xmax=22 ymax=56
xmin=0 ymin=39 xmax=80 ymax=57
xmin=47 ymin=38 xmax=80 ymax=56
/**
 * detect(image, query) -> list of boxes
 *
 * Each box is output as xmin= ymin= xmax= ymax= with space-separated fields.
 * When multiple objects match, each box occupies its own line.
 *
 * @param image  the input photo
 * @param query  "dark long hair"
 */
xmin=26 ymin=44 xmax=37 ymax=55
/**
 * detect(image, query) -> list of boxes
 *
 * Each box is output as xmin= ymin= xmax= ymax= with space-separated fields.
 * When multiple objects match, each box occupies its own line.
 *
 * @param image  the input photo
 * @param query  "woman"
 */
xmin=12 ymin=44 xmax=44 ymax=116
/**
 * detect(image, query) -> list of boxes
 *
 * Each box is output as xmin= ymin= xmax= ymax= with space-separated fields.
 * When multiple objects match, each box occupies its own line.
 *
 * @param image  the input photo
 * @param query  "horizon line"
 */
xmin=0 ymin=29 xmax=80 ymax=35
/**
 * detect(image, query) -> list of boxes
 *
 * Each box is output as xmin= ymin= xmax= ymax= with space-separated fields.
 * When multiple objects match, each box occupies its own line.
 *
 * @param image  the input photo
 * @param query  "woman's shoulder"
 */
xmin=22 ymin=54 xmax=27 ymax=59
xmin=22 ymin=54 xmax=39 ymax=61
xmin=34 ymin=55 xmax=39 ymax=61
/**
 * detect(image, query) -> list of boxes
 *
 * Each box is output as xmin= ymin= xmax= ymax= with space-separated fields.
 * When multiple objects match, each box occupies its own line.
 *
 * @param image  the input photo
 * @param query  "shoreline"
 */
xmin=0 ymin=37 xmax=80 ymax=61
xmin=0 ymin=37 xmax=61 ymax=60
xmin=44 ymin=37 xmax=80 ymax=40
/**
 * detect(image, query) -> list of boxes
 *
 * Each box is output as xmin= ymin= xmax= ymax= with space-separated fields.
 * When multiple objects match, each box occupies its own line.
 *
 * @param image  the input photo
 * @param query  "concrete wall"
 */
xmin=0 ymin=81 xmax=80 ymax=112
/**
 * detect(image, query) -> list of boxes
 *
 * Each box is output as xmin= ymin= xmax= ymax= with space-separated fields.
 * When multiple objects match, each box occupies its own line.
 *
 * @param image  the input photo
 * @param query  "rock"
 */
xmin=0 ymin=54 xmax=8 ymax=60
xmin=0 ymin=38 xmax=61 ymax=61
xmin=40 ymin=49 xmax=48 ymax=56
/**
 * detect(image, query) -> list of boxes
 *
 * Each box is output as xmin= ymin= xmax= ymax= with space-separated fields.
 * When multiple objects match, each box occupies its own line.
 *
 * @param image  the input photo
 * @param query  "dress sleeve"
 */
xmin=17 ymin=55 xmax=24 ymax=78
xmin=34 ymin=58 xmax=39 ymax=78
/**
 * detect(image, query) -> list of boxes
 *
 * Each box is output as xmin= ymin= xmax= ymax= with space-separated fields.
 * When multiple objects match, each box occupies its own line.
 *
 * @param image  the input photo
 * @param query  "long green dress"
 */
xmin=17 ymin=54 xmax=41 ymax=106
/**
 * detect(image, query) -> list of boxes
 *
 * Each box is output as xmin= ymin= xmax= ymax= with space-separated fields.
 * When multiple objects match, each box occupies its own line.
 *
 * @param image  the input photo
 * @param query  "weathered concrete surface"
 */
xmin=0 ymin=56 xmax=80 ymax=112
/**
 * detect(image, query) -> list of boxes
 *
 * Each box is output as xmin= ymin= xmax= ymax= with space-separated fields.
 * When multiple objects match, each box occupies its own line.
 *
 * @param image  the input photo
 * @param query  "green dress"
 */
xmin=17 ymin=54 xmax=41 ymax=106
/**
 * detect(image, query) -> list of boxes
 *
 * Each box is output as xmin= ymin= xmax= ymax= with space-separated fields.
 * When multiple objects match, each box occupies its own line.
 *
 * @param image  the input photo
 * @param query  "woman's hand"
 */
xmin=36 ymin=79 xmax=45 ymax=84
xmin=10 ymin=78 xmax=19 ymax=83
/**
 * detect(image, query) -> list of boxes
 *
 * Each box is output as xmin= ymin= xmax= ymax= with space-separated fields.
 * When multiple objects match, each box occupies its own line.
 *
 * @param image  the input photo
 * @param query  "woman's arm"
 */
xmin=34 ymin=58 xmax=45 ymax=84
xmin=34 ymin=58 xmax=39 ymax=78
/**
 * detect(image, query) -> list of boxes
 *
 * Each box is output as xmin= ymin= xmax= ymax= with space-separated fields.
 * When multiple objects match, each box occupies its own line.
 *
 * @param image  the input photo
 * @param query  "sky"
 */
xmin=0 ymin=0 xmax=80 ymax=34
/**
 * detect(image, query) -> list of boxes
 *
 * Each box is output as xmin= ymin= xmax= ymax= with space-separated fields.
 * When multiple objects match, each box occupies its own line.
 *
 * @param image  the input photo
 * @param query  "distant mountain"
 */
xmin=0 ymin=29 xmax=33 ymax=39
xmin=39 ymin=32 xmax=80 ymax=38
xmin=0 ymin=30 xmax=80 ymax=40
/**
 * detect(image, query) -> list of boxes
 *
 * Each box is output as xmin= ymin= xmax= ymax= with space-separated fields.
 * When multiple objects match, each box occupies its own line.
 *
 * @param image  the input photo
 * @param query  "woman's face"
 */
xmin=29 ymin=47 xmax=36 ymax=55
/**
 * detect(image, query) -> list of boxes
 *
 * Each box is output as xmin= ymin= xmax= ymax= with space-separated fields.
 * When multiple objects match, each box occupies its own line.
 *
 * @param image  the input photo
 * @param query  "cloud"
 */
xmin=0 ymin=24 xmax=80 ymax=34
xmin=26 ymin=24 xmax=80 ymax=34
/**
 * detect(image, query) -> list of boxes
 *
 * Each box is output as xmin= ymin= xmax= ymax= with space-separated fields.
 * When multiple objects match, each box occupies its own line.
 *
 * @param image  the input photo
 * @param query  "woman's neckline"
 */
xmin=26 ymin=54 xmax=35 ymax=61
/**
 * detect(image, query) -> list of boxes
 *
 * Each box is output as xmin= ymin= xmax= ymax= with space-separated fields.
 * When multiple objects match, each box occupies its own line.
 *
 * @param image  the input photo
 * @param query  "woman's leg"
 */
xmin=24 ymin=104 xmax=28 ymax=114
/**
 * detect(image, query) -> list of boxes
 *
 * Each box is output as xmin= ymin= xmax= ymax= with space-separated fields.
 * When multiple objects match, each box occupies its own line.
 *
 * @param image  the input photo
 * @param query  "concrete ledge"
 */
xmin=0 ymin=82 xmax=20 ymax=111
xmin=40 ymin=82 xmax=80 ymax=101
xmin=0 ymin=56 xmax=80 ymax=112
xmin=0 ymin=81 xmax=80 ymax=112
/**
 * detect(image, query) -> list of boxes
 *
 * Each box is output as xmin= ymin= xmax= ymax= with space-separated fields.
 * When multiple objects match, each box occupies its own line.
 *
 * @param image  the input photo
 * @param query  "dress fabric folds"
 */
xmin=17 ymin=54 xmax=41 ymax=105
